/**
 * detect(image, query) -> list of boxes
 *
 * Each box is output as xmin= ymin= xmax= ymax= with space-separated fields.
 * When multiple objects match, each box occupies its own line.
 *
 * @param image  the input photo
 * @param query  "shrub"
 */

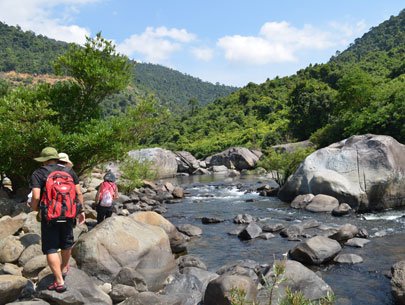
xmin=117 ymin=157 xmax=157 ymax=194
xmin=257 ymin=147 xmax=315 ymax=186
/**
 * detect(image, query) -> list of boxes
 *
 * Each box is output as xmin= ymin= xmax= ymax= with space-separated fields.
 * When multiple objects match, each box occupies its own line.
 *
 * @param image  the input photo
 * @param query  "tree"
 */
xmin=188 ymin=97 xmax=199 ymax=115
xmin=53 ymin=32 xmax=133 ymax=125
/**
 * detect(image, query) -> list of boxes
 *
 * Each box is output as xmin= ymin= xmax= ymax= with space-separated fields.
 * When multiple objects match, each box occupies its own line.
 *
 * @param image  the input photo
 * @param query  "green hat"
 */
xmin=34 ymin=147 xmax=59 ymax=162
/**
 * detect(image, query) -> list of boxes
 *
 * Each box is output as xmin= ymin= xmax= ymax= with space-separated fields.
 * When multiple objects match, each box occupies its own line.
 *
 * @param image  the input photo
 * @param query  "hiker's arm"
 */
xmin=114 ymin=186 xmax=119 ymax=199
xmin=75 ymin=184 xmax=84 ymax=205
xmin=31 ymin=188 xmax=41 ymax=211
xmin=94 ymin=189 xmax=100 ymax=203
xmin=75 ymin=184 xmax=85 ymax=224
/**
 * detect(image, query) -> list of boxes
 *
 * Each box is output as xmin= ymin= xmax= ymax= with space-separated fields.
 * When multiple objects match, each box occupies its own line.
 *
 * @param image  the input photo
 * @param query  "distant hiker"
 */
xmin=58 ymin=152 xmax=73 ymax=168
xmin=29 ymin=147 xmax=85 ymax=293
xmin=1 ymin=176 xmax=13 ymax=197
xmin=94 ymin=170 xmax=118 ymax=224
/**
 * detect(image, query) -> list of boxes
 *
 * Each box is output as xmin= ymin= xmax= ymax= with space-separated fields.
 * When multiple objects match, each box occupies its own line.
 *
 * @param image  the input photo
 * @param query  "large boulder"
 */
xmin=72 ymin=215 xmax=176 ymax=291
xmin=128 ymin=148 xmax=178 ymax=178
xmin=259 ymin=260 xmax=332 ymax=303
xmin=289 ymin=235 xmax=342 ymax=265
xmin=175 ymin=151 xmax=200 ymax=174
xmin=391 ymin=260 xmax=405 ymax=305
xmin=37 ymin=267 xmax=112 ymax=305
xmin=204 ymin=275 xmax=257 ymax=305
xmin=0 ymin=274 xmax=28 ymax=304
xmin=130 ymin=211 xmax=187 ymax=254
xmin=278 ymin=134 xmax=405 ymax=212
xmin=205 ymin=147 xmax=262 ymax=171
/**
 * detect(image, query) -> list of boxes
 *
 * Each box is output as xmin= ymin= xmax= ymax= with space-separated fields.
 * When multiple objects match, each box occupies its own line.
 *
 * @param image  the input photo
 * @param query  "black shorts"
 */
xmin=41 ymin=220 xmax=74 ymax=254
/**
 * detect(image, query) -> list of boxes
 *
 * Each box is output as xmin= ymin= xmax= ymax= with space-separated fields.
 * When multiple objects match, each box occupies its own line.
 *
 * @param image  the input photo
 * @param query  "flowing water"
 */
xmin=163 ymin=174 xmax=405 ymax=305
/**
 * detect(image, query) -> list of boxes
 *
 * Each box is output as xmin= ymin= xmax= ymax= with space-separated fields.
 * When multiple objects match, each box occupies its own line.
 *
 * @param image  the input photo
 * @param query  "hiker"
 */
xmin=29 ymin=147 xmax=85 ymax=293
xmin=58 ymin=152 xmax=73 ymax=168
xmin=94 ymin=170 xmax=118 ymax=224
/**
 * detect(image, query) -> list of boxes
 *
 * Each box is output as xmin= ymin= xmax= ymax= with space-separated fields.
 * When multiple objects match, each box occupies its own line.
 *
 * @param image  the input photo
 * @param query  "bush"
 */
xmin=117 ymin=157 xmax=157 ymax=194
xmin=257 ymin=147 xmax=315 ymax=186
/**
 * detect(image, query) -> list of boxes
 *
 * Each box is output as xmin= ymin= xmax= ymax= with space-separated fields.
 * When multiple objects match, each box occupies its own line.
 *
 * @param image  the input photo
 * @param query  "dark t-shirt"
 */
xmin=30 ymin=164 xmax=80 ymax=191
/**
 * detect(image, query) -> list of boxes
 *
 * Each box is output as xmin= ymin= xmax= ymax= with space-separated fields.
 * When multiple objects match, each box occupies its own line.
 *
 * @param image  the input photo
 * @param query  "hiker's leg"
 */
xmin=47 ymin=252 xmax=64 ymax=284
xmin=105 ymin=208 xmax=113 ymax=219
xmin=60 ymin=248 xmax=72 ymax=274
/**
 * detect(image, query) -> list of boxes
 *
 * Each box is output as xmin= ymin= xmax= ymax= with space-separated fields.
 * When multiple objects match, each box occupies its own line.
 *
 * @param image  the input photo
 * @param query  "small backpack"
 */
xmin=98 ymin=181 xmax=116 ymax=207
xmin=41 ymin=168 xmax=78 ymax=221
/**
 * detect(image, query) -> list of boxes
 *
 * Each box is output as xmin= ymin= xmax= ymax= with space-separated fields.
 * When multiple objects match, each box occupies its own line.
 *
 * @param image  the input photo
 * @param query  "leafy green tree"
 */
xmin=53 ymin=32 xmax=133 ymax=124
xmin=287 ymin=80 xmax=337 ymax=140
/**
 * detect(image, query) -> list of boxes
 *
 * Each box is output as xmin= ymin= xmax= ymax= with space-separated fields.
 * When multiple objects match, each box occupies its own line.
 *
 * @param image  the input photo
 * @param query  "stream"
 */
xmin=163 ymin=174 xmax=405 ymax=305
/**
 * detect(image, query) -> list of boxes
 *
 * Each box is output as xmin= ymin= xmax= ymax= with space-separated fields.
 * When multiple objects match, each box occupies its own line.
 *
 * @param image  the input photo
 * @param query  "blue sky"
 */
xmin=0 ymin=1 xmax=403 ymax=86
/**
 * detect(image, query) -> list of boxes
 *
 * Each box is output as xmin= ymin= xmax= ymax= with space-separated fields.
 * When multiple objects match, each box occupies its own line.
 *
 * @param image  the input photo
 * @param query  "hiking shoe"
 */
xmin=47 ymin=281 xmax=67 ymax=293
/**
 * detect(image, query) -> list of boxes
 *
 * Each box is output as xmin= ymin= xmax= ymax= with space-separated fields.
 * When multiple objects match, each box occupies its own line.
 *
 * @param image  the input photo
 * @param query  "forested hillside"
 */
xmin=0 ymin=22 xmax=237 ymax=112
xmin=152 ymin=9 xmax=404 ymax=157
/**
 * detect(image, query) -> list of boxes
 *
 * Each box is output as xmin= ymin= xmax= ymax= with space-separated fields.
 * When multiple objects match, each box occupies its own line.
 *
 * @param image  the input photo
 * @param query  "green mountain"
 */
xmin=157 ymin=9 xmax=404 ymax=157
xmin=0 ymin=21 xmax=237 ymax=111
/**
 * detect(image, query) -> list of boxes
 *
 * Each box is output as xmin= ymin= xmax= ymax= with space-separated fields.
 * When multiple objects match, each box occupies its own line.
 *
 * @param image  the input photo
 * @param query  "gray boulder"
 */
xmin=0 ymin=214 xmax=25 ymax=239
xmin=391 ymin=260 xmax=405 ymax=305
xmin=72 ymin=215 xmax=176 ymax=291
xmin=305 ymin=194 xmax=339 ymax=213
xmin=37 ymin=267 xmax=112 ymax=305
xmin=289 ymin=235 xmax=342 ymax=265
xmin=204 ymin=275 xmax=257 ymax=305
xmin=333 ymin=253 xmax=363 ymax=264
xmin=0 ymin=274 xmax=28 ymax=304
xmin=259 ymin=260 xmax=332 ymax=303
xmin=278 ymin=134 xmax=405 ymax=212
xmin=206 ymin=147 xmax=262 ymax=171
xmin=128 ymin=148 xmax=178 ymax=178
xmin=175 ymin=151 xmax=200 ymax=174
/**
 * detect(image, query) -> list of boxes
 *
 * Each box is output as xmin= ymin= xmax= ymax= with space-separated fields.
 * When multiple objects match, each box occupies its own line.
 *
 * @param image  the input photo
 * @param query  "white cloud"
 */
xmin=0 ymin=0 xmax=96 ymax=44
xmin=329 ymin=20 xmax=367 ymax=44
xmin=117 ymin=26 xmax=196 ymax=62
xmin=217 ymin=20 xmax=365 ymax=65
xmin=191 ymin=47 xmax=214 ymax=62
xmin=218 ymin=35 xmax=296 ymax=64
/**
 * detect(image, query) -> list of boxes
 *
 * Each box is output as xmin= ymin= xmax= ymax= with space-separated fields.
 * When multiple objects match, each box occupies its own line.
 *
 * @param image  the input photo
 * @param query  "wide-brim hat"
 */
xmin=58 ymin=152 xmax=73 ymax=166
xmin=34 ymin=147 xmax=59 ymax=162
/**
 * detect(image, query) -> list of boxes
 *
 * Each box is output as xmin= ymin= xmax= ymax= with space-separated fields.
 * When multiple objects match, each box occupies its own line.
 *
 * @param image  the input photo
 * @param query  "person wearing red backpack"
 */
xmin=29 ymin=147 xmax=85 ymax=293
xmin=94 ymin=170 xmax=118 ymax=224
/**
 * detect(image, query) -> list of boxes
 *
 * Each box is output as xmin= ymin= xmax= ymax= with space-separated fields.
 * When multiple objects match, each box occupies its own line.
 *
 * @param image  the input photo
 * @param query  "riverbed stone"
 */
xmin=333 ymin=253 xmax=363 ymax=264
xmin=329 ymin=223 xmax=359 ymax=242
xmin=0 ymin=236 xmax=24 ymax=263
xmin=205 ymin=147 xmax=262 ymax=171
xmin=259 ymin=260 xmax=333 ymax=303
xmin=176 ymin=224 xmax=202 ymax=237
xmin=204 ymin=275 xmax=257 ymax=305
xmin=291 ymin=194 xmax=314 ymax=209
xmin=345 ymin=237 xmax=370 ymax=248
xmin=332 ymin=203 xmax=352 ymax=216
xmin=391 ymin=260 xmax=405 ymax=305
xmin=278 ymin=134 xmax=405 ymax=212
xmin=238 ymin=222 xmax=262 ymax=240
xmin=305 ymin=194 xmax=339 ymax=213
xmin=289 ymin=235 xmax=342 ymax=265
xmin=0 ymin=274 xmax=28 ymax=304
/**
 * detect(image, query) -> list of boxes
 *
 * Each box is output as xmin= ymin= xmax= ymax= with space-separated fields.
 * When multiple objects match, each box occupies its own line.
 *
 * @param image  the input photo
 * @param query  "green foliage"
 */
xmin=258 ymin=147 xmax=315 ymax=186
xmin=0 ymin=22 xmax=68 ymax=74
xmin=117 ymin=158 xmax=157 ymax=194
xmin=53 ymin=33 xmax=133 ymax=124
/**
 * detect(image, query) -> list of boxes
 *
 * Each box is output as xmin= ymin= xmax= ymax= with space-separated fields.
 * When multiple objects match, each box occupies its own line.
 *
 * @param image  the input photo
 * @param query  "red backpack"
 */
xmin=41 ymin=169 xmax=78 ymax=221
xmin=98 ymin=181 xmax=116 ymax=207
